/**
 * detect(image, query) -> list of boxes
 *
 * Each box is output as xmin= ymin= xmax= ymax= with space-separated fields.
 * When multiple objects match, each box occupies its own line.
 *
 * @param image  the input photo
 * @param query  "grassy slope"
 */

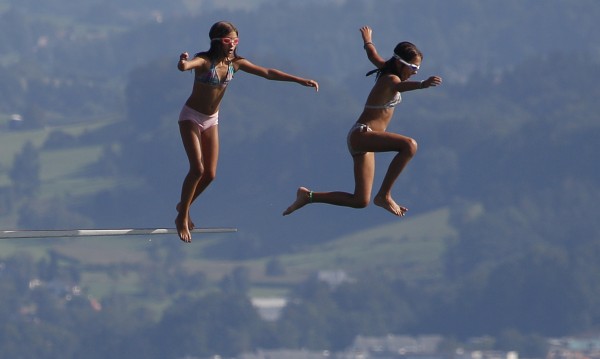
xmin=0 ymin=207 xmax=454 ymax=300
xmin=0 ymin=121 xmax=111 ymax=185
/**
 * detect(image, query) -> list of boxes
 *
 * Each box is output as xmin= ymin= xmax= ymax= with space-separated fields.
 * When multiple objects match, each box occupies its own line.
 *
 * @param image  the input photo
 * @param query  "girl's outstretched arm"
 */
xmin=237 ymin=58 xmax=319 ymax=91
xmin=394 ymin=75 xmax=443 ymax=92
xmin=360 ymin=26 xmax=386 ymax=68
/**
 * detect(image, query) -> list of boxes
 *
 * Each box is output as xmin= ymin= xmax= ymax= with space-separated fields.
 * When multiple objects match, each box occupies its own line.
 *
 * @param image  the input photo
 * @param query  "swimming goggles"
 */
xmin=212 ymin=37 xmax=239 ymax=45
xmin=393 ymin=54 xmax=420 ymax=71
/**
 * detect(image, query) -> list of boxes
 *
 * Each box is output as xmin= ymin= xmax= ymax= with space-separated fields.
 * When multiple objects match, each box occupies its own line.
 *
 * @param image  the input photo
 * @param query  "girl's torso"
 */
xmin=357 ymin=74 xmax=402 ymax=131
xmin=195 ymin=59 xmax=234 ymax=86
xmin=185 ymin=56 xmax=239 ymax=115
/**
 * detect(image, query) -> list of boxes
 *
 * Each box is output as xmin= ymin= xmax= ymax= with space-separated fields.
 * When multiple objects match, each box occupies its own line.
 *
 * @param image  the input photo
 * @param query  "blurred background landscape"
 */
xmin=0 ymin=0 xmax=599 ymax=358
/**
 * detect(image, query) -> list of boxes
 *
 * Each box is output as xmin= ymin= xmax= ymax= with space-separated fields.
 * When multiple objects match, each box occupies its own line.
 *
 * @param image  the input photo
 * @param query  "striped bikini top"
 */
xmin=195 ymin=60 xmax=234 ymax=87
xmin=364 ymin=92 xmax=402 ymax=109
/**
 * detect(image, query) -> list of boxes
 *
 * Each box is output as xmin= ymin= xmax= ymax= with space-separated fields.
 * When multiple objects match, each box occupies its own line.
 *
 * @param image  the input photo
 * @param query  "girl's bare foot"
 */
xmin=175 ymin=214 xmax=192 ymax=243
xmin=374 ymin=195 xmax=407 ymax=217
xmin=283 ymin=187 xmax=312 ymax=216
xmin=176 ymin=203 xmax=195 ymax=230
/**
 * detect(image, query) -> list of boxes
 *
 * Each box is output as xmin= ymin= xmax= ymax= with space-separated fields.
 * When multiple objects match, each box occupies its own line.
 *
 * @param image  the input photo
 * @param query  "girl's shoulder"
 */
xmin=190 ymin=54 xmax=216 ymax=72
xmin=231 ymin=56 xmax=249 ymax=71
xmin=231 ymin=56 xmax=247 ymax=65
xmin=193 ymin=53 xmax=211 ymax=62
xmin=375 ymin=73 xmax=401 ymax=87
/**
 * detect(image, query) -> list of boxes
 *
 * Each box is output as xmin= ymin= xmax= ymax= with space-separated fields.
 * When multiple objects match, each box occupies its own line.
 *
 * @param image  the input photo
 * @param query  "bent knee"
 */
xmin=188 ymin=165 xmax=203 ymax=179
xmin=403 ymin=138 xmax=418 ymax=157
xmin=189 ymin=166 xmax=217 ymax=183
xmin=203 ymin=170 xmax=217 ymax=183
xmin=352 ymin=197 xmax=370 ymax=209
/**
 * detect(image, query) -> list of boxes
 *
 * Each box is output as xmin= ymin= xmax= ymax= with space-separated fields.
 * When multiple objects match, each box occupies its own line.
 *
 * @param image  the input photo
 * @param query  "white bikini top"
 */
xmin=364 ymin=92 xmax=402 ymax=109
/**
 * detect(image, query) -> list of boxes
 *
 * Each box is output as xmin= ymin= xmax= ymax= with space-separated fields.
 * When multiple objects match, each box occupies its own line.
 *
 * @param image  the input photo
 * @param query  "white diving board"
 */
xmin=0 ymin=228 xmax=237 ymax=239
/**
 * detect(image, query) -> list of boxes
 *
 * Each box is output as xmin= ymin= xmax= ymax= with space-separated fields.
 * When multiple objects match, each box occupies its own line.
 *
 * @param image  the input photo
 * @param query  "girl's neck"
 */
xmin=214 ymin=56 xmax=232 ymax=64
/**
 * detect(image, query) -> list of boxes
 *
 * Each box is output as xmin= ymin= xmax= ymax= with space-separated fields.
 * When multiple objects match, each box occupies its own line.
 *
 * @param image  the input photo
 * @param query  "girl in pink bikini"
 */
xmin=283 ymin=26 xmax=442 ymax=217
xmin=176 ymin=21 xmax=318 ymax=242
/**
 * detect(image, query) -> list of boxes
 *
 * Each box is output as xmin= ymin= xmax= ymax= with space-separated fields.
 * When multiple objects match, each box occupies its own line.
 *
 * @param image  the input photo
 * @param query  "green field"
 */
xmin=0 ymin=120 xmax=116 ymax=186
xmin=278 ymin=207 xmax=454 ymax=283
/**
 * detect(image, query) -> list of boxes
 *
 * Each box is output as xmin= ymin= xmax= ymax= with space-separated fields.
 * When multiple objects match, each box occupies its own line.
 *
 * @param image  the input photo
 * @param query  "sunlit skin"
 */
xmin=283 ymin=26 xmax=442 ymax=217
xmin=175 ymin=25 xmax=318 ymax=243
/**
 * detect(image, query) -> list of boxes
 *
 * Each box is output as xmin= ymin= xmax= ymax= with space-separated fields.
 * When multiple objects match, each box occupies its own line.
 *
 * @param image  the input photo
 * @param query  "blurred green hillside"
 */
xmin=0 ymin=1 xmax=600 ymax=357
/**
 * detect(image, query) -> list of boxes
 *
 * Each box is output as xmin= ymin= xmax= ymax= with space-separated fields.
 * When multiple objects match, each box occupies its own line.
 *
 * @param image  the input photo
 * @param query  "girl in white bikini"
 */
xmin=176 ymin=21 xmax=318 ymax=242
xmin=283 ymin=26 xmax=442 ymax=217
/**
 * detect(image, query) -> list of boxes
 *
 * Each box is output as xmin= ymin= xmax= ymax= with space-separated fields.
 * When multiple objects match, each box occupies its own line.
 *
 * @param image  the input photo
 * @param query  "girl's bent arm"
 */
xmin=178 ymin=52 xmax=204 ymax=71
xmin=360 ymin=26 xmax=385 ymax=68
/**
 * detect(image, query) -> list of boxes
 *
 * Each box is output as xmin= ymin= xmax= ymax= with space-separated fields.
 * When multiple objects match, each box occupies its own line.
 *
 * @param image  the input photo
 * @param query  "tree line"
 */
xmin=0 ymin=247 xmax=552 ymax=359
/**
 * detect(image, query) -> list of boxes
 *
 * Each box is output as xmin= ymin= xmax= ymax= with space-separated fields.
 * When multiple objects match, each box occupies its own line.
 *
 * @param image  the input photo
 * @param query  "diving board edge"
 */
xmin=0 ymin=228 xmax=237 ymax=239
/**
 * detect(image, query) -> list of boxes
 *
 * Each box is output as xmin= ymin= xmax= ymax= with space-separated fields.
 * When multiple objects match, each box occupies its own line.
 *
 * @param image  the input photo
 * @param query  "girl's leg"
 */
xmin=282 ymin=152 xmax=376 ymax=215
xmin=312 ymin=153 xmax=375 ymax=207
xmin=175 ymin=122 xmax=220 ymax=242
xmin=353 ymin=130 xmax=417 ymax=216
xmin=176 ymin=121 xmax=203 ymax=242
xmin=190 ymin=125 xmax=219 ymax=203
xmin=283 ymin=129 xmax=415 ymax=216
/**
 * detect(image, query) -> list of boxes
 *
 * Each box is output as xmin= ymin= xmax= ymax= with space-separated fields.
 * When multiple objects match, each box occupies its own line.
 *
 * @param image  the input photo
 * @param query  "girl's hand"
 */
xmin=360 ymin=26 xmax=373 ymax=44
xmin=177 ymin=52 xmax=190 ymax=71
xmin=304 ymin=79 xmax=319 ymax=92
xmin=423 ymin=76 xmax=443 ymax=88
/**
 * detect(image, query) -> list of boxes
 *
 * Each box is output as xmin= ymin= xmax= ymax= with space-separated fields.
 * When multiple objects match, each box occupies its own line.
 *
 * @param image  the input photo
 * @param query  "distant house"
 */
xmin=239 ymin=349 xmax=332 ymax=359
xmin=350 ymin=334 xmax=444 ymax=358
xmin=9 ymin=114 xmax=24 ymax=130
xmin=467 ymin=350 xmax=518 ymax=359
xmin=548 ymin=336 xmax=600 ymax=359
xmin=234 ymin=335 xmax=522 ymax=359
xmin=317 ymin=270 xmax=353 ymax=287
xmin=251 ymin=297 xmax=287 ymax=321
